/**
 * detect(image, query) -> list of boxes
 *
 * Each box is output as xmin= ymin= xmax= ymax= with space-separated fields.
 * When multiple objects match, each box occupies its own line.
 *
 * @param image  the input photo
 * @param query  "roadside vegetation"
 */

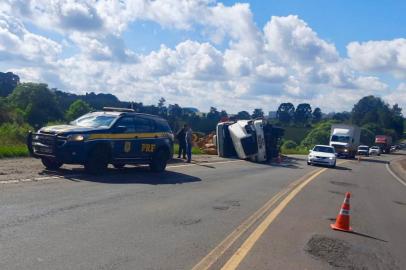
xmin=0 ymin=71 xmax=404 ymax=158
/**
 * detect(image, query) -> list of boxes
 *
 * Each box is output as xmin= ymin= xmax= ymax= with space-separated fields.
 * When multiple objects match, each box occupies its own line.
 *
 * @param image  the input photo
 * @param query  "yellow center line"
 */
xmin=221 ymin=160 xmax=349 ymax=270
xmin=191 ymin=160 xmax=348 ymax=270
xmin=191 ymin=167 xmax=328 ymax=270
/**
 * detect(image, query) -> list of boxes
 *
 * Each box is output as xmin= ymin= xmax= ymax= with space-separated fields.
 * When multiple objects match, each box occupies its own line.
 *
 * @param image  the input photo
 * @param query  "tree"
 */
xmin=332 ymin=112 xmax=351 ymax=122
xmin=168 ymin=104 xmax=183 ymax=118
xmin=294 ymin=103 xmax=312 ymax=125
xmin=65 ymin=100 xmax=92 ymax=121
xmin=351 ymin=95 xmax=404 ymax=139
xmin=157 ymin=97 xmax=167 ymax=117
xmin=277 ymin=103 xmax=295 ymax=124
xmin=312 ymin=107 xmax=322 ymax=123
xmin=207 ymin=107 xmax=220 ymax=121
xmin=252 ymin=108 xmax=264 ymax=119
xmin=236 ymin=111 xmax=251 ymax=120
xmin=8 ymin=83 xmax=63 ymax=128
xmin=0 ymin=72 xmax=20 ymax=97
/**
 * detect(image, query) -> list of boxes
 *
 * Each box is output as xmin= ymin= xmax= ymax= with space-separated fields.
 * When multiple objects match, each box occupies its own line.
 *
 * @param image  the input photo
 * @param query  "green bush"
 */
xmin=282 ymin=140 xmax=298 ymax=149
xmin=301 ymin=121 xmax=336 ymax=148
xmin=0 ymin=123 xmax=33 ymax=145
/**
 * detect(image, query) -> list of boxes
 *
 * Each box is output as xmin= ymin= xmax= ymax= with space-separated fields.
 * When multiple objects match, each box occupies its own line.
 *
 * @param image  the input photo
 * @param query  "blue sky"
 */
xmin=1 ymin=0 xmax=406 ymax=113
xmin=120 ymin=1 xmax=406 ymax=56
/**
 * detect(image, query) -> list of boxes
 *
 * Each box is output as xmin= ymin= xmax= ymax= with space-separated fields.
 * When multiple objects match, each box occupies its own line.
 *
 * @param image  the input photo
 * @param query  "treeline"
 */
xmin=0 ymin=71 xmax=404 ymax=150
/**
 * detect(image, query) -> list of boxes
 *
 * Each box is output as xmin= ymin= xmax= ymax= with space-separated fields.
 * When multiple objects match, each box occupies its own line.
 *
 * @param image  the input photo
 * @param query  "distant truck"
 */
xmin=375 ymin=135 xmax=392 ymax=153
xmin=329 ymin=124 xmax=361 ymax=158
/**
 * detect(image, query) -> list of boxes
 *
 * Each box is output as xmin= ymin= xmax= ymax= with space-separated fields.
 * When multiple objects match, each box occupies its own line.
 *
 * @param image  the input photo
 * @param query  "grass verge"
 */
xmin=0 ymin=145 xmax=29 ymax=158
xmin=280 ymin=147 xmax=309 ymax=155
xmin=174 ymin=143 xmax=203 ymax=155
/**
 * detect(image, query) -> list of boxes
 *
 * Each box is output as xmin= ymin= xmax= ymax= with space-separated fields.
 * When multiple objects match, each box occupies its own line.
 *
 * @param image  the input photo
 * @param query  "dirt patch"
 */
xmin=179 ymin=218 xmax=202 ymax=226
xmin=305 ymin=234 xmax=399 ymax=269
xmin=330 ymin=181 xmax=358 ymax=187
xmin=400 ymin=159 xmax=406 ymax=170
xmin=213 ymin=206 xmax=230 ymax=211
xmin=223 ymin=200 xmax=240 ymax=207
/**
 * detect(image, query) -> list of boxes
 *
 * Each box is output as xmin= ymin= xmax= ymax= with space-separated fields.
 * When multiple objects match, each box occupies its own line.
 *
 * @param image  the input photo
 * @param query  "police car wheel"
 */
xmin=113 ymin=163 xmax=125 ymax=169
xmin=85 ymin=147 xmax=109 ymax=174
xmin=41 ymin=158 xmax=63 ymax=170
xmin=150 ymin=148 xmax=169 ymax=172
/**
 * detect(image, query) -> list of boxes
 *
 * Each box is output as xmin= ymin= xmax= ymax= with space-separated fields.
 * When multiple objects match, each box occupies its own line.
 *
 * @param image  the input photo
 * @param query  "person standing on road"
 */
xmin=176 ymin=124 xmax=187 ymax=159
xmin=185 ymin=125 xmax=193 ymax=163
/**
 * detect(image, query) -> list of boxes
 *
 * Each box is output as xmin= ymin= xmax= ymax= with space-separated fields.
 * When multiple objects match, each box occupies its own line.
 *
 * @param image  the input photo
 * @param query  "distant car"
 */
xmin=390 ymin=146 xmax=397 ymax=152
xmin=307 ymin=145 xmax=336 ymax=168
xmin=357 ymin=145 xmax=369 ymax=156
xmin=369 ymin=146 xmax=381 ymax=156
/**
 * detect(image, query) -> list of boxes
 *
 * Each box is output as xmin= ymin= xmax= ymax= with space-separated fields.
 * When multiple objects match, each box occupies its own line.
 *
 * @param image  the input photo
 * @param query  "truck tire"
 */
xmin=85 ymin=146 xmax=109 ymax=175
xmin=150 ymin=148 xmax=169 ymax=172
xmin=41 ymin=157 xmax=63 ymax=170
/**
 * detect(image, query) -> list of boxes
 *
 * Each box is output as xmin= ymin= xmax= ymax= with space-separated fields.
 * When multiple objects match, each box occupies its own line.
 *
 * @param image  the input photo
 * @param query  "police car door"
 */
xmin=133 ymin=116 xmax=157 ymax=158
xmin=112 ymin=116 xmax=138 ymax=159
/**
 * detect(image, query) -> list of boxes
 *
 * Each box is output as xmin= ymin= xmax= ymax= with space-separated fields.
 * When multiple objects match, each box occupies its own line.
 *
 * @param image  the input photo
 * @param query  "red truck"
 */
xmin=375 ymin=135 xmax=392 ymax=153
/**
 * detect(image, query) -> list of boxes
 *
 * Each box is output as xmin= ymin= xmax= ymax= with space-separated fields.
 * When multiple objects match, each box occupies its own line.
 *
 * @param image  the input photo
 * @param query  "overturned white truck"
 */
xmin=216 ymin=120 xmax=284 ymax=162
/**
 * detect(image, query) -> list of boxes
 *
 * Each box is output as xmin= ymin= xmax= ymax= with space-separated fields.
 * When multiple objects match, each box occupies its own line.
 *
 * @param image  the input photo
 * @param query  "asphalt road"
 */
xmin=0 ymin=152 xmax=405 ymax=270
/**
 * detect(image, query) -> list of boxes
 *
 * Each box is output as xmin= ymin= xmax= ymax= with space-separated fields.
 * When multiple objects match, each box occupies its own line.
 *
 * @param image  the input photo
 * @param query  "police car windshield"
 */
xmin=73 ymin=114 xmax=117 ymax=128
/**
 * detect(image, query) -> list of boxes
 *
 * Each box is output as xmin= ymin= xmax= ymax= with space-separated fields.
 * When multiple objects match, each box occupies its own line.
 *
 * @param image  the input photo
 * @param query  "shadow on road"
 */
xmin=334 ymin=166 xmax=352 ymax=171
xmin=39 ymin=166 xmax=202 ymax=185
xmin=349 ymin=231 xmax=388 ymax=243
xmin=358 ymin=158 xmax=389 ymax=164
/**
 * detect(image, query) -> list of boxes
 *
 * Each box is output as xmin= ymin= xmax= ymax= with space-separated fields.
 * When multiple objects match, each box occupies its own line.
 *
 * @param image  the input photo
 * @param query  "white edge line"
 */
xmin=386 ymin=163 xmax=406 ymax=187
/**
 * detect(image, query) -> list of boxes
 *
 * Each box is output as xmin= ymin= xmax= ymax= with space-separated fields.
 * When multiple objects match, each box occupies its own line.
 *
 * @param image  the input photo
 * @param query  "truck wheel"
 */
xmin=41 ymin=158 xmax=63 ymax=170
xmin=150 ymin=148 xmax=169 ymax=172
xmin=85 ymin=146 xmax=109 ymax=175
xmin=113 ymin=163 xmax=125 ymax=169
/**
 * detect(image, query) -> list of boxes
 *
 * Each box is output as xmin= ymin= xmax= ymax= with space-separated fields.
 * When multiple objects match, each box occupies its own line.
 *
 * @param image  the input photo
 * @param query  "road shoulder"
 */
xmin=388 ymin=155 xmax=406 ymax=183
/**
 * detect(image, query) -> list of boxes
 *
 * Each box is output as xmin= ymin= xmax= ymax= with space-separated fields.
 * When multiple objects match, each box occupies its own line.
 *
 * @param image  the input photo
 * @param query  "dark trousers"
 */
xmin=178 ymin=142 xmax=186 ymax=158
xmin=186 ymin=141 xmax=192 ymax=162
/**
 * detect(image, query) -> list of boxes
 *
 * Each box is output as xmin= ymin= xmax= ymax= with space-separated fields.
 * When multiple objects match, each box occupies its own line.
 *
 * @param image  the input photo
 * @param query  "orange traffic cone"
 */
xmin=330 ymin=192 xmax=353 ymax=232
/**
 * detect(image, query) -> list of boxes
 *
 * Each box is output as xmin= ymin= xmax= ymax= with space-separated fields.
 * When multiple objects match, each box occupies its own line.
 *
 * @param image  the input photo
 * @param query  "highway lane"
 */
xmin=0 ymin=156 xmax=314 ymax=270
xmin=0 ymin=153 xmax=404 ymax=270
xmin=234 ymin=152 xmax=406 ymax=269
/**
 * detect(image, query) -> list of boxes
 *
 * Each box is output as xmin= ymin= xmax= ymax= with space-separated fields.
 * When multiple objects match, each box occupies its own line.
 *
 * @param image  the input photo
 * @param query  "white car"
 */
xmin=369 ymin=146 xmax=381 ymax=156
xmin=307 ymin=145 xmax=336 ymax=168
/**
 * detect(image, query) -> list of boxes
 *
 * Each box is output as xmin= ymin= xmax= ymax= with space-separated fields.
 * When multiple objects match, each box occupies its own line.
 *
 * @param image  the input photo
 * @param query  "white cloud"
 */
xmin=347 ymin=39 xmax=406 ymax=78
xmin=1 ymin=0 xmax=404 ymax=113
xmin=264 ymin=15 xmax=339 ymax=64
xmin=0 ymin=14 xmax=61 ymax=63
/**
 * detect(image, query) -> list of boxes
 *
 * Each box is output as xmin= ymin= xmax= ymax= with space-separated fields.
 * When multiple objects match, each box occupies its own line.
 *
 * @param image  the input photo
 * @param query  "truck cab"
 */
xmin=329 ymin=124 xmax=360 ymax=158
xmin=27 ymin=107 xmax=174 ymax=174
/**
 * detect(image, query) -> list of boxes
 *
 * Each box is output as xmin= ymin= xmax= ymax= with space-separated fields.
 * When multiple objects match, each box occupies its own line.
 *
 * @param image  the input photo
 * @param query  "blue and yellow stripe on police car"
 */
xmin=87 ymin=132 xmax=171 ymax=140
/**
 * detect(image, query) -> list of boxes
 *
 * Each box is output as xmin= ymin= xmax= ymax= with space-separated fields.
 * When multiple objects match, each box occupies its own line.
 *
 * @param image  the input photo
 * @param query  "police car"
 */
xmin=27 ymin=107 xmax=174 ymax=174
